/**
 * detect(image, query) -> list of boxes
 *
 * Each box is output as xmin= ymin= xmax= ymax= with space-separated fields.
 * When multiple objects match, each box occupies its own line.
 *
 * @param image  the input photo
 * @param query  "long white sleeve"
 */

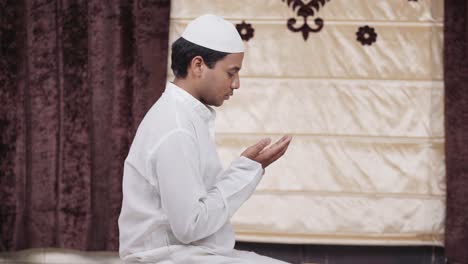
xmin=152 ymin=129 xmax=263 ymax=244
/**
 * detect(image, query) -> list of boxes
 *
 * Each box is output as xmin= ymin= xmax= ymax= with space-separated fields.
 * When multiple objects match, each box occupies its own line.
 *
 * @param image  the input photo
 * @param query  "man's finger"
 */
xmin=266 ymin=139 xmax=291 ymax=165
xmin=257 ymin=136 xmax=291 ymax=160
xmin=254 ymin=138 xmax=271 ymax=152
xmin=241 ymin=137 xmax=271 ymax=158
xmin=268 ymin=136 xmax=291 ymax=160
xmin=259 ymin=135 xmax=284 ymax=152
xmin=269 ymin=135 xmax=289 ymax=148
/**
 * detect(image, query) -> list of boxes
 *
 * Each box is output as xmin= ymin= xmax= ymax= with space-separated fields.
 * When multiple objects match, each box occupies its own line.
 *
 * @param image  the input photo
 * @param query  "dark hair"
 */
xmin=171 ymin=37 xmax=229 ymax=78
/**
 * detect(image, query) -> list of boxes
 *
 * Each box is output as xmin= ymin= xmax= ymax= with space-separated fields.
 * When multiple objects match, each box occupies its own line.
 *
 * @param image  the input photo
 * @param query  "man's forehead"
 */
xmin=221 ymin=53 xmax=244 ymax=69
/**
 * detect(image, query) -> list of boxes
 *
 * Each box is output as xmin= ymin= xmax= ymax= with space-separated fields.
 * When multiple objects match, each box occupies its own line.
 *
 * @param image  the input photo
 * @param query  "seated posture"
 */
xmin=118 ymin=14 xmax=292 ymax=264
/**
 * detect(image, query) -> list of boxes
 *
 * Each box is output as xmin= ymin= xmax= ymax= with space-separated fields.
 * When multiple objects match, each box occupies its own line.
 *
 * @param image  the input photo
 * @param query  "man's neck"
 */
xmin=173 ymin=78 xmax=201 ymax=101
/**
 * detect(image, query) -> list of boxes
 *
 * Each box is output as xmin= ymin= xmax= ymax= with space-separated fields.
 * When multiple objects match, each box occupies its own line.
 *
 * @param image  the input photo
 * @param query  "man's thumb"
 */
xmin=243 ymin=138 xmax=271 ymax=157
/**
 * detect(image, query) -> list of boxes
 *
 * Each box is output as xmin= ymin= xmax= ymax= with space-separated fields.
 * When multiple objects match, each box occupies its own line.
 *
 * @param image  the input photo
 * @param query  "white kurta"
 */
xmin=118 ymin=82 xmax=289 ymax=263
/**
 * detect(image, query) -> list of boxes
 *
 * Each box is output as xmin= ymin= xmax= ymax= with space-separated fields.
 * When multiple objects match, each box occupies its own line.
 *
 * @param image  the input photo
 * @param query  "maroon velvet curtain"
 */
xmin=0 ymin=0 xmax=170 ymax=251
xmin=444 ymin=0 xmax=468 ymax=263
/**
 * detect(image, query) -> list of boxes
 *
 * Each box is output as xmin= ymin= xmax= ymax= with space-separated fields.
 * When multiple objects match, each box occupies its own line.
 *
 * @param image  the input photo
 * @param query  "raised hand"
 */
xmin=241 ymin=135 xmax=292 ymax=169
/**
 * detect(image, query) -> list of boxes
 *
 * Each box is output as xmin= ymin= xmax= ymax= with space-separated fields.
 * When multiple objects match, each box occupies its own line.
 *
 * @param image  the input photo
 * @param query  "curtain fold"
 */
xmin=0 ymin=0 xmax=171 ymax=251
xmin=444 ymin=0 xmax=468 ymax=263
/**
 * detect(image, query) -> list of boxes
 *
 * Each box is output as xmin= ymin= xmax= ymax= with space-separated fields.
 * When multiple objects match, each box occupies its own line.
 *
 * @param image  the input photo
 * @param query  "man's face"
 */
xmin=199 ymin=53 xmax=244 ymax=107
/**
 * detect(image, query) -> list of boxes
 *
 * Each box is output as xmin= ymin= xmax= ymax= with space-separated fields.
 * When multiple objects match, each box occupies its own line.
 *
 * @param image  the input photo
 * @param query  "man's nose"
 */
xmin=231 ymin=75 xmax=240 ymax=89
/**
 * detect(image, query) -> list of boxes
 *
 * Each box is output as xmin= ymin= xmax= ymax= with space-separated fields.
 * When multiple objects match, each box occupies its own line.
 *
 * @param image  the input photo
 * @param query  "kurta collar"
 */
xmin=166 ymin=82 xmax=216 ymax=124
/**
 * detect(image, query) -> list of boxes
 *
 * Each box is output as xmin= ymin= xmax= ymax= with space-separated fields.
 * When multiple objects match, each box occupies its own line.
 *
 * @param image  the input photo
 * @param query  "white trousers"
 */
xmin=123 ymin=245 xmax=291 ymax=264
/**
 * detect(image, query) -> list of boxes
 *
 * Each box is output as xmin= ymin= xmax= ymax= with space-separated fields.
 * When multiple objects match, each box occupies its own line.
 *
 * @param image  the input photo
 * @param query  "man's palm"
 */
xmin=241 ymin=135 xmax=292 ymax=169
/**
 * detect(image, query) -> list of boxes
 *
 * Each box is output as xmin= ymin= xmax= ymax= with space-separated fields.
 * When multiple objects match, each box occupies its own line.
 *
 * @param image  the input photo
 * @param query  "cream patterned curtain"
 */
xmin=167 ymin=0 xmax=444 ymax=246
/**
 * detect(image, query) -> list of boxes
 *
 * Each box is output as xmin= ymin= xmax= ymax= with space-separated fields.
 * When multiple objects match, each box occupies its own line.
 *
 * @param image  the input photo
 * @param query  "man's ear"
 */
xmin=190 ymin=56 xmax=204 ymax=78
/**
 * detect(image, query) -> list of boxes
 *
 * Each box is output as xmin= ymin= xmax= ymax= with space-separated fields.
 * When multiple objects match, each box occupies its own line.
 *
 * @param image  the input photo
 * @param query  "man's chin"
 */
xmin=205 ymin=101 xmax=223 ymax=107
xmin=213 ymin=99 xmax=225 ymax=107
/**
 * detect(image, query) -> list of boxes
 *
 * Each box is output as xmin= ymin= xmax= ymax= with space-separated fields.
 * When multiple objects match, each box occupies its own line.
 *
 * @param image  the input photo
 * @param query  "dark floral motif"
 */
xmin=282 ymin=0 xmax=331 ymax=40
xmin=236 ymin=21 xmax=255 ymax=41
xmin=356 ymin=25 xmax=377 ymax=46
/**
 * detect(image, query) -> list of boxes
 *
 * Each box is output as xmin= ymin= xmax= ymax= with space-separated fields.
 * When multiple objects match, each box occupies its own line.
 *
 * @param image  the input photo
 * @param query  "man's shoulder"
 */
xmin=137 ymin=95 xmax=197 ymax=140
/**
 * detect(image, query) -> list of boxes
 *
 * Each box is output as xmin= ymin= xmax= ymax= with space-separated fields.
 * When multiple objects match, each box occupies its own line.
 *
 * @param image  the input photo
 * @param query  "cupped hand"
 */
xmin=241 ymin=135 xmax=292 ymax=169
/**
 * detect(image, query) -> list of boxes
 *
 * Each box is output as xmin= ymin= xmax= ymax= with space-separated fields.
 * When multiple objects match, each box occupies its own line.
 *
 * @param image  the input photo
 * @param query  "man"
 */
xmin=118 ymin=14 xmax=292 ymax=263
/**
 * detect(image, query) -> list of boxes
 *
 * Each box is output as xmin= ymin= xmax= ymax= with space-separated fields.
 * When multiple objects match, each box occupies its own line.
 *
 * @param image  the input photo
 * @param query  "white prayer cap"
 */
xmin=181 ymin=14 xmax=245 ymax=53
